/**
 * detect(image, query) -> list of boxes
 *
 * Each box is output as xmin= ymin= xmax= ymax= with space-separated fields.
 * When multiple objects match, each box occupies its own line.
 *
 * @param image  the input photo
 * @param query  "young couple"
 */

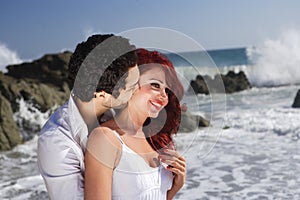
xmin=38 ymin=34 xmax=186 ymax=199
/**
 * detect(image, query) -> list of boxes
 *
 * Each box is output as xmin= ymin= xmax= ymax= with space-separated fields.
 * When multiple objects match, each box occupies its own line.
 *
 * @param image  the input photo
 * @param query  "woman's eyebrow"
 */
xmin=149 ymin=78 xmax=164 ymax=84
xmin=149 ymin=78 xmax=170 ymax=89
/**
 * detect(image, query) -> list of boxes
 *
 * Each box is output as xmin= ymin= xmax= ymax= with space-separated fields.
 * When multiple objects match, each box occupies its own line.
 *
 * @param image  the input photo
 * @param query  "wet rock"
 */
xmin=0 ymin=94 xmax=22 ymax=151
xmin=187 ymin=70 xmax=251 ymax=94
xmin=187 ymin=75 xmax=210 ymax=95
xmin=222 ymin=71 xmax=251 ymax=93
xmin=292 ymin=89 xmax=300 ymax=108
xmin=0 ymin=52 xmax=72 ymax=151
xmin=179 ymin=109 xmax=210 ymax=132
xmin=6 ymin=51 xmax=72 ymax=89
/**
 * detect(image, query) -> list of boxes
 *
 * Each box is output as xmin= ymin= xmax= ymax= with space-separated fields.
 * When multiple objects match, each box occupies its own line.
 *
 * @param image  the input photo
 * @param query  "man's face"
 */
xmin=107 ymin=65 xmax=140 ymax=108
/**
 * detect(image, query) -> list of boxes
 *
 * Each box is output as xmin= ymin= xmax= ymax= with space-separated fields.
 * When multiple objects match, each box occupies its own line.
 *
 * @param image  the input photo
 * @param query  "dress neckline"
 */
xmin=112 ymin=131 xmax=161 ymax=170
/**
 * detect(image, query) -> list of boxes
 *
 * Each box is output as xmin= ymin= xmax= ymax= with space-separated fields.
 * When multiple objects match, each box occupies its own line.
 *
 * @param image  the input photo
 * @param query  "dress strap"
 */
xmin=112 ymin=130 xmax=124 ymax=144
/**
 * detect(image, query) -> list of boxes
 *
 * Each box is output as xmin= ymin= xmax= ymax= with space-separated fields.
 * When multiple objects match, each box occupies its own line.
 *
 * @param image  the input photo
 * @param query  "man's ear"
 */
xmin=94 ymin=91 xmax=106 ymax=98
xmin=95 ymin=91 xmax=113 ymax=100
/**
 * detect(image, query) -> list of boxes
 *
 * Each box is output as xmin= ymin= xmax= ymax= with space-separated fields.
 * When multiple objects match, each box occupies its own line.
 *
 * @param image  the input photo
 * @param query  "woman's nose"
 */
xmin=160 ymin=88 xmax=168 ymax=98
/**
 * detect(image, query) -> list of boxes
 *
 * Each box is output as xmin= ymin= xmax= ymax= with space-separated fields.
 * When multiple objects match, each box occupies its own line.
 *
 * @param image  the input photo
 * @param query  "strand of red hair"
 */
xmin=137 ymin=48 xmax=184 ymax=152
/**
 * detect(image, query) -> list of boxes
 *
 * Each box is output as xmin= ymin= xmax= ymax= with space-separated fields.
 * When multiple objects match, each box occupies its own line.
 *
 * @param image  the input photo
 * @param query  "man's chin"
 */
xmin=113 ymin=102 xmax=127 ymax=109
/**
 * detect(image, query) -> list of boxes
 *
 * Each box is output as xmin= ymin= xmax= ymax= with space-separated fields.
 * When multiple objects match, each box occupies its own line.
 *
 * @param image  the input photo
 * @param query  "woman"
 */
xmin=85 ymin=49 xmax=186 ymax=199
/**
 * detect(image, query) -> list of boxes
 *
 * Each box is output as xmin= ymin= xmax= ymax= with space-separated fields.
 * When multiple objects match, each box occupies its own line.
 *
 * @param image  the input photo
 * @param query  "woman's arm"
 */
xmin=85 ymin=149 xmax=113 ymax=199
xmin=84 ymin=127 xmax=121 ymax=200
xmin=159 ymin=148 xmax=186 ymax=200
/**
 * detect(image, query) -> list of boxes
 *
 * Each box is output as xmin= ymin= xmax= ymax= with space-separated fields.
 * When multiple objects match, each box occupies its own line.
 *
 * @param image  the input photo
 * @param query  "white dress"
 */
xmin=111 ymin=131 xmax=174 ymax=200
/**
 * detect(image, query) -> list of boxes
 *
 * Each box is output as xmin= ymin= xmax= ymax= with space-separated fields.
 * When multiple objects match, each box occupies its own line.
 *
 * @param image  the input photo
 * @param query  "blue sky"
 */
xmin=1 ymin=0 xmax=300 ymax=70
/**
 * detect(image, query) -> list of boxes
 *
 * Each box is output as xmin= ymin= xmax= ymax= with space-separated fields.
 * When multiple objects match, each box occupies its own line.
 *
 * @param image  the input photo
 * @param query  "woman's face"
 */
xmin=131 ymin=65 xmax=169 ymax=118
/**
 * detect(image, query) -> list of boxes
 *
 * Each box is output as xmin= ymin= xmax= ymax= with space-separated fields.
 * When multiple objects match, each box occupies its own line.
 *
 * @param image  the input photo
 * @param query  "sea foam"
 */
xmin=247 ymin=29 xmax=300 ymax=86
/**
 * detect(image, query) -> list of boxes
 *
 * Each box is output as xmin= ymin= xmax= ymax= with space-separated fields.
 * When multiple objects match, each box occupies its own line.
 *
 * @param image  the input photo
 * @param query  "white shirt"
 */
xmin=38 ymin=94 xmax=88 ymax=200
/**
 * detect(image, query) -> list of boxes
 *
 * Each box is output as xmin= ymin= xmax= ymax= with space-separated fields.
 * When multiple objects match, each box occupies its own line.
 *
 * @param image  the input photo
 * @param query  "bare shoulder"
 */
xmin=88 ymin=126 xmax=121 ymax=149
xmin=86 ymin=126 xmax=122 ymax=169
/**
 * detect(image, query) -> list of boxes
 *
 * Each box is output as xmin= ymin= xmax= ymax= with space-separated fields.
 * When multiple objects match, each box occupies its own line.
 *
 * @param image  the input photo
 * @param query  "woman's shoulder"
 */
xmin=88 ymin=126 xmax=122 ymax=149
xmin=92 ymin=126 xmax=114 ymax=134
xmin=86 ymin=126 xmax=122 ymax=169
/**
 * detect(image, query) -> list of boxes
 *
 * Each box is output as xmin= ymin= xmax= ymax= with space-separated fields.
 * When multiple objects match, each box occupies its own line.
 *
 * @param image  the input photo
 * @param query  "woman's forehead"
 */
xmin=139 ymin=66 xmax=171 ymax=88
xmin=140 ymin=66 xmax=165 ymax=79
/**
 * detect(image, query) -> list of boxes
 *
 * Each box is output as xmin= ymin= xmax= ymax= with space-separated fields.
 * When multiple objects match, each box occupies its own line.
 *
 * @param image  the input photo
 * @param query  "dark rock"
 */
xmin=6 ymin=51 xmax=72 ymax=89
xmin=0 ymin=94 xmax=22 ymax=151
xmin=222 ymin=71 xmax=251 ymax=93
xmin=179 ymin=110 xmax=210 ymax=132
xmin=0 ymin=51 xmax=72 ymax=151
xmin=187 ymin=75 xmax=210 ymax=95
xmin=187 ymin=70 xmax=251 ymax=95
xmin=292 ymin=89 xmax=300 ymax=108
xmin=197 ymin=115 xmax=210 ymax=127
xmin=0 ymin=71 xmax=70 ymax=113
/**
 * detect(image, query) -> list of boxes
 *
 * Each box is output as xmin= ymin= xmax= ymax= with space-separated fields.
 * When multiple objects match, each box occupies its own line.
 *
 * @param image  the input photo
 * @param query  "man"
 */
xmin=38 ymin=34 xmax=139 ymax=199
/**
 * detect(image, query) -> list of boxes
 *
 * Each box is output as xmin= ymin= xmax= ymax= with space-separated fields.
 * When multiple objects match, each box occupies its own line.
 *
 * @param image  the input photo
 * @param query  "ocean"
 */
xmin=1 ymin=44 xmax=300 ymax=199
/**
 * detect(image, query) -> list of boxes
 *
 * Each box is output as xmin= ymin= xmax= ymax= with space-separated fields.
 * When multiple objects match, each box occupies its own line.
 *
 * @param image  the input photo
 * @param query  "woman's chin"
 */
xmin=148 ymin=111 xmax=159 ymax=119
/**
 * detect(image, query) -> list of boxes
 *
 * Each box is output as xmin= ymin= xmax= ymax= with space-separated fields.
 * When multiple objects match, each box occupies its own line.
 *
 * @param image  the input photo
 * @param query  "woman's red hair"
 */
xmin=137 ymin=48 xmax=184 ymax=151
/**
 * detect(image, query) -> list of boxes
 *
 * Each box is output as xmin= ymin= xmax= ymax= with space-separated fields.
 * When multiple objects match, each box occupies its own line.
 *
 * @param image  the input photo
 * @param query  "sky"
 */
xmin=1 ymin=0 xmax=300 ymax=71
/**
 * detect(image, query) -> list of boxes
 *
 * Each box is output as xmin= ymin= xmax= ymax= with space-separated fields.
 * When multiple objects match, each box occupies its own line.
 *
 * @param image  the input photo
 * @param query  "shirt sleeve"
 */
xmin=38 ymin=131 xmax=84 ymax=200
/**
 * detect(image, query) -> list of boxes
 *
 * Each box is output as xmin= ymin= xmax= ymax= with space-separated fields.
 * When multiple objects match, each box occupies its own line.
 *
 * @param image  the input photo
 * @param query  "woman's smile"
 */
xmin=149 ymin=99 xmax=165 ymax=111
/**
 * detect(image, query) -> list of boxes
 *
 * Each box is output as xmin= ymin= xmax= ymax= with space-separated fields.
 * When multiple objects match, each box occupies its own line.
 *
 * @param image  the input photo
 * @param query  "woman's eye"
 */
xmin=150 ymin=83 xmax=160 ymax=89
xmin=165 ymin=88 xmax=170 ymax=94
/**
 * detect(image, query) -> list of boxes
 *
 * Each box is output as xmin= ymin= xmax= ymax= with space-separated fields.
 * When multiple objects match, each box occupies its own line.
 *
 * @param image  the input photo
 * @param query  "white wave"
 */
xmin=0 ymin=174 xmax=47 ymax=200
xmin=0 ymin=136 xmax=48 ymax=199
xmin=223 ymin=85 xmax=300 ymax=137
xmin=247 ymin=29 xmax=300 ymax=86
xmin=173 ymin=85 xmax=300 ymax=199
xmin=0 ymin=43 xmax=22 ymax=72
xmin=13 ymin=97 xmax=58 ymax=140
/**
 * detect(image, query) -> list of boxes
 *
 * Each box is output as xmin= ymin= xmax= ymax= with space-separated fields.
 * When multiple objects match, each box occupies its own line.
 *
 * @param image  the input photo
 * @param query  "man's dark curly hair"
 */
xmin=68 ymin=34 xmax=137 ymax=102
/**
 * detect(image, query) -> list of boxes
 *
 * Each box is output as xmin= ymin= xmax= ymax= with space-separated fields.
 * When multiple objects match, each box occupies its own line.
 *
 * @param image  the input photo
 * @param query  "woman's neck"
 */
xmin=114 ymin=104 xmax=147 ymax=137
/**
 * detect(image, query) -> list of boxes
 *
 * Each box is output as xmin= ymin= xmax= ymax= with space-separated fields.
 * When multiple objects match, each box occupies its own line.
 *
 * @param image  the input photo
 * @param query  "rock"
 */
xmin=179 ymin=110 xmax=210 ymax=132
xmin=0 ymin=51 xmax=72 ymax=151
xmin=187 ymin=70 xmax=251 ymax=94
xmin=292 ymin=89 xmax=300 ymax=108
xmin=6 ymin=51 xmax=72 ymax=89
xmin=197 ymin=115 xmax=210 ymax=127
xmin=221 ymin=71 xmax=251 ymax=93
xmin=0 ymin=94 xmax=22 ymax=151
xmin=0 ymin=71 xmax=70 ymax=113
xmin=187 ymin=75 xmax=210 ymax=95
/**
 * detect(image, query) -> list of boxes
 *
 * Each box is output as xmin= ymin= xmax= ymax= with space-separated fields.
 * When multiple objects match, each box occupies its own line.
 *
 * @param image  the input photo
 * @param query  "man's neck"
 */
xmin=73 ymin=96 xmax=108 ymax=133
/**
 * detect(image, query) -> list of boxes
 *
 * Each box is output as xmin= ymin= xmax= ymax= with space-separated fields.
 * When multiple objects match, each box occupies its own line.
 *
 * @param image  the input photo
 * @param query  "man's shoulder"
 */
xmin=39 ymin=101 xmax=69 ymax=135
xmin=37 ymin=101 xmax=77 ymax=154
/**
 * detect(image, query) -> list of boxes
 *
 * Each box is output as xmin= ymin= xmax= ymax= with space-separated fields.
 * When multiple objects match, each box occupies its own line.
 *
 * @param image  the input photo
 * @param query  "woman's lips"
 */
xmin=150 ymin=100 xmax=164 ymax=111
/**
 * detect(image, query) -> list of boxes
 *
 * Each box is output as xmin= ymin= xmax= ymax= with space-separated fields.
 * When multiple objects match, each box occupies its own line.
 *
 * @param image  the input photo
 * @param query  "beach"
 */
xmin=1 ymin=40 xmax=300 ymax=199
xmin=1 ymin=83 xmax=300 ymax=199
